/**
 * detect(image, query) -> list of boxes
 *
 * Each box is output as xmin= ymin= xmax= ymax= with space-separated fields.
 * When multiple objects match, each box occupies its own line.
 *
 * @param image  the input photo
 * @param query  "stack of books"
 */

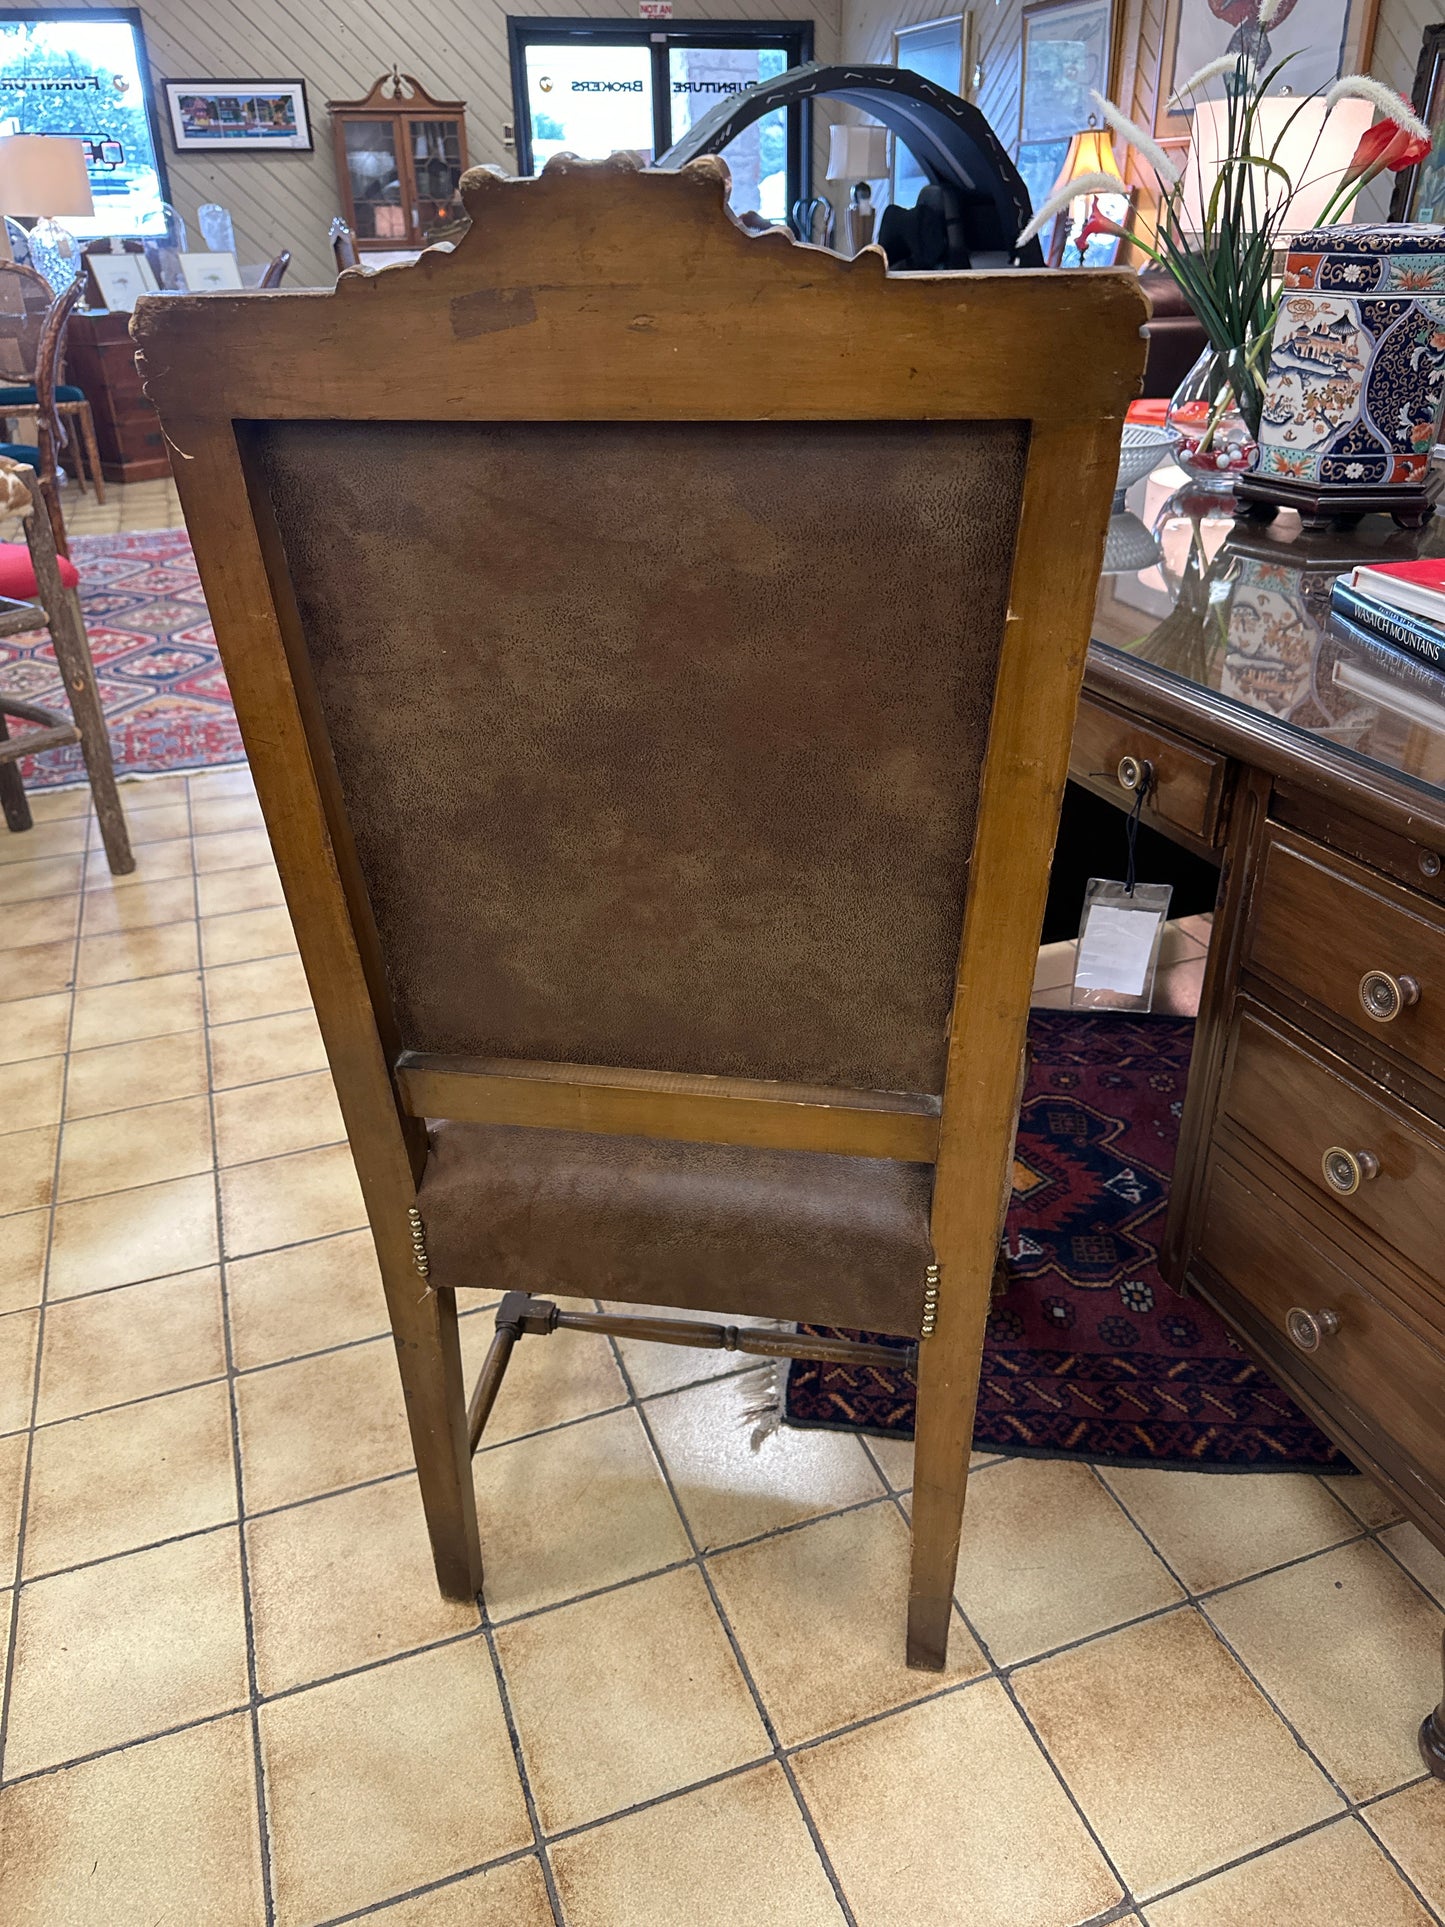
xmin=1329 ymin=559 xmax=1445 ymax=675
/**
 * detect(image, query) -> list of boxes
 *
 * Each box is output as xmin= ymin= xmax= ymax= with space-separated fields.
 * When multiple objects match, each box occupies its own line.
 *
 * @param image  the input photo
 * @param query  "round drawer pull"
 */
xmin=1321 ymin=1146 xmax=1380 ymax=1195
xmin=1359 ymin=970 xmax=1421 ymax=1023
xmin=1286 ymin=1306 xmax=1341 ymax=1353
xmin=1117 ymin=754 xmax=1153 ymax=795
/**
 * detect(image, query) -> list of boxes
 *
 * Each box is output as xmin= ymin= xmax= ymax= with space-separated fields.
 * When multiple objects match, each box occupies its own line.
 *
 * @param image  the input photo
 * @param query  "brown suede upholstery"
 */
xmin=419 ymin=1118 xmax=935 ymax=1334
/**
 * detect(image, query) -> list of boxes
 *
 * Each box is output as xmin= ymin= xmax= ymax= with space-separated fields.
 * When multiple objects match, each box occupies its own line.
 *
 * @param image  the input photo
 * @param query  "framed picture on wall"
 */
xmin=891 ymin=14 xmax=972 ymax=211
xmin=1018 ymin=0 xmax=1113 ymax=147
xmin=1155 ymin=0 xmax=1378 ymax=140
xmin=163 ymin=79 xmax=312 ymax=152
xmin=1391 ymin=23 xmax=1445 ymax=223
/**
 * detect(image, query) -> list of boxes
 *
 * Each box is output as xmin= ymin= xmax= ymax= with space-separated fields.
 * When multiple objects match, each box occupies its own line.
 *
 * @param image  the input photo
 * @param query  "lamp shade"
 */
xmin=1049 ymin=127 xmax=1124 ymax=199
xmin=1180 ymin=97 xmax=1373 ymax=238
xmin=826 ymin=123 xmax=889 ymax=181
xmin=0 ymin=136 xmax=94 ymax=218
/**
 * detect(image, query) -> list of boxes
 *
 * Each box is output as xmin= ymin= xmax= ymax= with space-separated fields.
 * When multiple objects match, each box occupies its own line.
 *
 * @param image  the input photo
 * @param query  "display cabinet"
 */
xmin=327 ymin=70 xmax=469 ymax=251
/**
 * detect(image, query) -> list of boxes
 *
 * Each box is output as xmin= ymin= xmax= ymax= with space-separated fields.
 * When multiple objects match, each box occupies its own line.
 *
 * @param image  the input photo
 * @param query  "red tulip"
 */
xmin=1077 ymin=197 xmax=1129 ymax=246
xmin=1344 ymin=118 xmax=1432 ymax=184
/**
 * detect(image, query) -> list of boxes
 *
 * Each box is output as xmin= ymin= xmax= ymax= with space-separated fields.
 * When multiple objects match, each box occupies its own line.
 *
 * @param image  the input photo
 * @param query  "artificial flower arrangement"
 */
xmin=1017 ymin=2 xmax=1431 ymax=473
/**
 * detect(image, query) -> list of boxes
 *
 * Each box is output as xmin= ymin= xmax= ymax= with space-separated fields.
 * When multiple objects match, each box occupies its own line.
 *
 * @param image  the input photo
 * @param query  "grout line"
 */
xmin=478 ymin=1610 xmax=566 ymax=1926
xmin=309 ymin=1845 xmax=548 ymax=1927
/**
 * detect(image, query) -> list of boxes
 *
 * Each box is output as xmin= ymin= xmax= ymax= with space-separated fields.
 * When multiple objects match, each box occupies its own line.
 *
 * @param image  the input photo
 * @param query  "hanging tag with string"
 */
xmin=1071 ymin=761 xmax=1172 ymax=1012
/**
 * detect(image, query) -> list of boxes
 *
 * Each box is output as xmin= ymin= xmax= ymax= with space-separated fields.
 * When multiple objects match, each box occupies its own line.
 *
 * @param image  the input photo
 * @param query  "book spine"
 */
xmin=1329 ymin=607 xmax=1445 ymax=686
xmin=1330 ymin=581 xmax=1445 ymax=670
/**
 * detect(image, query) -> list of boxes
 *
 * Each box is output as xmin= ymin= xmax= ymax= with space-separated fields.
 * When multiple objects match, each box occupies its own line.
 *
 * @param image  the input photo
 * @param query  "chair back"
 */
xmin=329 ymin=217 xmax=358 ymax=272
xmin=259 ymin=250 xmax=292 ymax=289
xmin=0 ymin=261 xmax=55 ymax=384
xmin=136 ymin=158 xmax=1144 ymax=1265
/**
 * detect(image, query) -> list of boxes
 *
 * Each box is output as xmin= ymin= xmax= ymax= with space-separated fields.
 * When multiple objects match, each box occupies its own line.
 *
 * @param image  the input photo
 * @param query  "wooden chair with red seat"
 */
xmin=0 ymin=458 xmax=131 ymax=873
xmin=137 ymin=157 xmax=1144 ymax=1665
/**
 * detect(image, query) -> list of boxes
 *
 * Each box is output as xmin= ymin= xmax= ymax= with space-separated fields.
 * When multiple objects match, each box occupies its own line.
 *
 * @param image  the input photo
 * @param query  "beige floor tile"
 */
xmin=0 ymin=1714 xmax=264 ymax=1927
xmin=64 ymin=1027 xmax=209 ymax=1119
xmin=0 ymin=1307 xmax=38 ymax=1433
xmin=208 ymin=1006 xmax=326 ymax=1089
xmin=200 ymin=902 xmax=297 ymax=968
xmin=4 ymin=1526 xmax=249 ymax=1775
xmin=193 ymin=826 xmax=273 ymax=874
xmin=794 ymin=1677 xmax=1123 ymax=1927
xmin=0 ymin=1207 xmax=46 ymax=1313
xmin=83 ymin=836 xmax=193 ymax=893
xmin=220 ymin=1141 xmax=364 ymax=1256
xmin=236 ymin=1335 xmax=412 ymax=1512
xmin=354 ymin=1857 xmax=555 ymax=1925
xmin=1029 ymin=983 xmax=1073 ymax=1010
xmin=0 ymin=892 xmax=78 ymax=951
xmin=121 ymin=800 xmax=190 ymax=845
xmin=498 ymin=1565 xmax=768 ymax=1832
xmin=1366 ymin=1779 xmax=1445 ymax=1918
xmin=74 ymin=919 xmax=199 ymax=988
xmin=476 ymin=1405 xmax=690 ymax=1618
xmin=1100 ymin=1465 xmax=1360 ymax=1594
xmin=21 ymin=783 xmax=89 ymax=820
xmin=204 ymin=952 xmax=311 ymax=1026
xmin=70 ymin=969 xmax=203 ymax=1051
xmin=0 ymin=850 xmax=82 ymax=905
xmin=79 ymin=872 xmax=194 ymax=935
xmin=0 ymin=1427 xmax=25 ymax=1585
xmin=1033 ymin=937 xmax=1078 ymax=993
xmin=213 ymin=1069 xmax=345 ymax=1167
xmin=37 ymin=1268 xmax=226 ymax=1423
xmin=227 ymin=1228 xmax=387 ymax=1369
xmin=1321 ymin=1472 xmax=1406 ymax=1529
xmin=1382 ymin=1521 xmax=1445 ymax=1607
xmin=0 ymin=1122 xmax=56 ymax=1215
xmin=190 ymin=791 xmax=264 ymax=837
xmin=950 ymin=1458 xmax=1183 ymax=1665
xmin=56 ymin=1092 xmax=213 ymax=1202
xmin=47 ymin=1171 xmax=219 ymax=1297
xmin=188 ymin=765 xmax=256 ymax=798
xmin=248 ymin=1474 xmax=478 ymax=1694
xmin=195 ymin=861 xmax=284 ymax=918
xmin=1155 ymin=957 xmax=1207 ymax=1017
xmin=1012 ymin=1608 xmax=1340 ymax=1898
xmin=3 ymin=1052 xmax=64 ymax=1134
xmin=0 ymin=989 xmax=69 ymax=1064
xmin=260 ymin=1637 xmax=531 ymax=1927
xmin=552 ymin=1763 xmax=844 ymax=1926
xmin=460 ymin=1312 xmax=627 ymax=1446
xmin=710 ymin=1501 xmax=985 ymax=1746
xmin=112 ymin=775 xmax=189 ymax=811
xmin=1206 ymin=1540 xmax=1445 ymax=1801
xmin=0 ymin=815 xmax=87 ymax=865
xmin=865 ymin=1432 xmax=916 ymax=1490
xmin=646 ymin=1373 xmax=886 ymax=1550
xmin=1144 ymin=1817 xmax=1434 ymax=1927
xmin=24 ymin=1381 xmax=236 ymax=1578
xmin=0 ymin=935 xmax=74 ymax=1000
xmin=603 ymin=1300 xmax=760 ymax=1398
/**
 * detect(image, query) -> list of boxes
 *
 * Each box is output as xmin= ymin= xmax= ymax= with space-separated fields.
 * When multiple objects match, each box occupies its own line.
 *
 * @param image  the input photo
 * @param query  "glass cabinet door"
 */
xmin=408 ymin=116 xmax=464 ymax=238
xmin=343 ymin=120 xmax=405 ymax=243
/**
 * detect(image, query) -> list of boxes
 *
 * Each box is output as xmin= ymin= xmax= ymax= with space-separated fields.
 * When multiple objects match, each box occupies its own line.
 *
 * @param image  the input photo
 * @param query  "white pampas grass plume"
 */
xmin=1257 ymin=0 xmax=1286 ymax=27
xmin=1325 ymin=74 xmax=1430 ymax=143
xmin=1090 ymin=91 xmax=1182 ymax=189
xmin=1016 ymin=173 xmax=1123 ymax=248
xmin=1167 ymin=53 xmax=1250 ymax=108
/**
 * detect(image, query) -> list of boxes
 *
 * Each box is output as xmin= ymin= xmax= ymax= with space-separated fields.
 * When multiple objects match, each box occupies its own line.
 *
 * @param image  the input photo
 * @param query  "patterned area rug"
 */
xmin=1 ymin=529 xmax=244 ymax=787
xmin=786 ymin=1010 xmax=1353 ymax=1471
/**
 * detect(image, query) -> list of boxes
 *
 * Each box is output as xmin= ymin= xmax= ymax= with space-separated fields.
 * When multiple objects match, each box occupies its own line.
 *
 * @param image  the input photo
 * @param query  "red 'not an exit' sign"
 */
xmin=640 ymin=1 xmax=672 ymax=17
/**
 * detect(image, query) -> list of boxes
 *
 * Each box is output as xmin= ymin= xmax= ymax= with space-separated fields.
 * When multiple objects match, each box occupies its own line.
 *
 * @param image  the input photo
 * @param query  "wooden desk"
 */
xmin=64 ymin=311 xmax=171 ymax=484
xmin=1085 ymin=490 xmax=1445 ymax=1776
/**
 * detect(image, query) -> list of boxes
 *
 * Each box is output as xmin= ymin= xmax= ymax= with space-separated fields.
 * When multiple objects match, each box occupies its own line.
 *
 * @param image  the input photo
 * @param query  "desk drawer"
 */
xmin=1220 ymin=1004 xmax=1445 ymax=1293
xmin=1199 ymin=1157 xmax=1445 ymax=1493
xmin=1070 ymin=697 xmax=1227 ymax=845
xmin=1247 ymin=830 xmax=1445 ymax=1072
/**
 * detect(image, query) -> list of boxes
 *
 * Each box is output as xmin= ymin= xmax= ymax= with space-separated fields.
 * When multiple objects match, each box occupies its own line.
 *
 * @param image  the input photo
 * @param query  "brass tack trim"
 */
xmin=921 ymin=1263 xmax=940 ymax=1338
xmin=407 ymin=1205 xmax=430 ymax=1277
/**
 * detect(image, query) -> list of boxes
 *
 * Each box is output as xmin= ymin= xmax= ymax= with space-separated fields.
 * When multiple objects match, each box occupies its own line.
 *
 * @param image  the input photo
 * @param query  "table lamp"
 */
xmin=1047 ymin=128 xmax=1125 ymax=265
xmin=1180 ymin=97 xmax=1374 ymax=238
xmin=827 ymin=123 xmax=889 ymax=254
xmin=0 ymin=135 xmax=95 ymax=286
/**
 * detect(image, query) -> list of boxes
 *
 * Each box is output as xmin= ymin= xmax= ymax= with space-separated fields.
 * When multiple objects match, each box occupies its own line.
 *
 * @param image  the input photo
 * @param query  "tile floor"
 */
xmin=1 ymin=530 xmax=1443 ymax=1921
xmin=61 ymin=474 xmax=187 ymax=540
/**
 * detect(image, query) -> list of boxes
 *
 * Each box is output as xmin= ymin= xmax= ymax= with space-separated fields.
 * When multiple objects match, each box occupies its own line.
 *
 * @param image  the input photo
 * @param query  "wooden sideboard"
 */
xmin=64 ymin=310 xmax=170 ymax=484
xmin=1087 ymin=512 xmax=1445 ymax=1775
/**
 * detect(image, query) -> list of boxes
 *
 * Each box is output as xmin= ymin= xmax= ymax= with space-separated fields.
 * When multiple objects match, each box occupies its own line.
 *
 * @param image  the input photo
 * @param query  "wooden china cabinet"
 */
xmin=327 ymin=71 xmax=469 ymax=252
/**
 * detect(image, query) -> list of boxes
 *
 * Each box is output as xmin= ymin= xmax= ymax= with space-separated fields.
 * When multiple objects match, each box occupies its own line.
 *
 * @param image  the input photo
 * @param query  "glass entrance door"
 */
xmin=509 ymin=20 xmax=812 ymax=221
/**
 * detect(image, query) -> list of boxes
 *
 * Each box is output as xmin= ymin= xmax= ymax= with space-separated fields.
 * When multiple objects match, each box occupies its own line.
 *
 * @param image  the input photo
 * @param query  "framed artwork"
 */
xmin=1019 ymin=0 xmax=1113 ymax=147
xmin=86 ymin=249 xmax=158 ymax=311
xmin=891 ymin=14 xmax=972 ymax=210
xmin=1391 ymin=24 xmax=1445 ymax=223
xmin=1155 ymin=0 xmax=1378 ymax=140
xmin=1014 ymin=136 xmax=1070 ymax=258
xmin=177 ymin=250 xmax=242 ymax=291
xmin=163 ymin=79 xmax=312 ymax=151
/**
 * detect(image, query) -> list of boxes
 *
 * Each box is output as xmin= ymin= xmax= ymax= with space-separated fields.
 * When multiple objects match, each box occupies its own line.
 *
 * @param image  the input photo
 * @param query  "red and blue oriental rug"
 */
xmin=786 ymin=1010 xmax=1353 ymax=1471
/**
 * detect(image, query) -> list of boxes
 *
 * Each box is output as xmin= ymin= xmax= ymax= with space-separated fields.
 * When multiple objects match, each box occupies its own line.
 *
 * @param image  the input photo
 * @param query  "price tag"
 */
xmin=1072 ymin=878 xmax=1172 ymax=1012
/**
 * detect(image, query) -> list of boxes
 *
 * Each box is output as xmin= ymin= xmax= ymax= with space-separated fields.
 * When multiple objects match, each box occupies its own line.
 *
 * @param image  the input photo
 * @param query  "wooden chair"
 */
xmin=329 ymin=217 xmax=359 ymax=273
xmin=0 ymin=459 xmax=131 ymax=873
xmin=259 ymin=250 xmax=292 ymax=289
xmin=0 ymin=263 xmax=83 ymax=553
xmin=138 ymin=157 xmax=1145 ymax=1667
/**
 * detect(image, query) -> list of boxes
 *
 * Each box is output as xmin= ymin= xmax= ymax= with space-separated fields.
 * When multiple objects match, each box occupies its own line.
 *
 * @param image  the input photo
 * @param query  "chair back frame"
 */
xmin=136 ymin=156 xmax=1146 ymax=1660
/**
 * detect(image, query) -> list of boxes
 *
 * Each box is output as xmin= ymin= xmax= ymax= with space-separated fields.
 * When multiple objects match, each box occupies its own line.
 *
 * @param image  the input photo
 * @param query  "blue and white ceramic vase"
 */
xmin=1254 ymin=224 xmax=1445 ymax=492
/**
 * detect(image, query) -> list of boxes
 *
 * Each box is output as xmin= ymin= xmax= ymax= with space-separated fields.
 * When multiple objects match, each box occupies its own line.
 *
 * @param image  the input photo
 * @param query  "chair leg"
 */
xmin=77 ymin=403 xmax=105 ymax=504
xmin=46 ymin=584 xmax=132 ymax=874
xmin=389 ymin=1277 xmax=485 ymax=1601
xmin=60 ymin=406 xmax=86 ymax=494
xmin=0 ymin=711 xmax=32 ymax=832
xmin=906 ymin=1281 xmax=992 ymax=1671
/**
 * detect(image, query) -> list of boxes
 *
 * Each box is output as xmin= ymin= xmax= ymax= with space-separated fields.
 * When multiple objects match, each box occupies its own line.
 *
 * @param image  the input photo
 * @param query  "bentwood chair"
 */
xmin=0 ymin=264 xmax=84 ymax=552
xmin=139 ymin=157 xmax=1145 ymax=1668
